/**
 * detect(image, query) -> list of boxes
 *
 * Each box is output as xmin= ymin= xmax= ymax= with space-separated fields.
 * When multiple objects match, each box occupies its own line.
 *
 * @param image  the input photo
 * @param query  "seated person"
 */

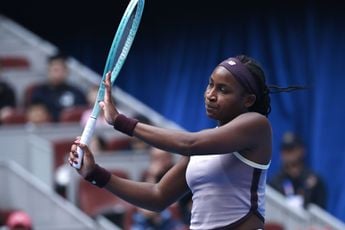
xmin=26 ymin=103 xmax=52 ymax=126
xmin=139 ymin=146 xmax=175 ymax=181
xmin=129 ymin=114 xmax=153 ymax=152
xmin=6 ymin=211 xmax=33 ymax=230
xmin=148 ymin=147 xmax=174 ymax=174
xmin=177 ymin=190 xmax=192 ymax=227
xmin=0 ymin=64 xmax=16 ymax=125
xmin=129 ymin=156 xmax=185 ymax=230
xmin=269 ymin=132 xmax=327 ymax=209
xmin=28 ymin=53 xmax=87 ymax=122
xmin=89 ymin=134 xmax=107 ymax=154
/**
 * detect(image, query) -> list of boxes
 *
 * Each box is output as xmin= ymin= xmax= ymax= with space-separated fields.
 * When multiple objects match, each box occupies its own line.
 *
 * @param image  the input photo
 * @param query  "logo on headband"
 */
xmin=228 ymin=60 xmax=236 ymax=65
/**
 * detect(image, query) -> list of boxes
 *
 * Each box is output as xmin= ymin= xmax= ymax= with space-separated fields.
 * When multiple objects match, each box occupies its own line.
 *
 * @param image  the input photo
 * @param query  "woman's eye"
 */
xmin=219 ymin=86 xmax=227 ymax=93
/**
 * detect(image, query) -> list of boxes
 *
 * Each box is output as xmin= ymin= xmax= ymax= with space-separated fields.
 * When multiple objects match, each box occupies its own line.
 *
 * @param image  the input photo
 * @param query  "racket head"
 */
xmin=73 ymin=0 xmax=145 ymax=169
xmin=92 ymin=0 xmax=145 ymax=118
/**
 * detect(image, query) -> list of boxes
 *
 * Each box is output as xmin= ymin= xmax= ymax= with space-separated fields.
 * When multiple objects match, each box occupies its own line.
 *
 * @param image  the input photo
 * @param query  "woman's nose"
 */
xmin=206 ymin=88 xmax=216 ymax=101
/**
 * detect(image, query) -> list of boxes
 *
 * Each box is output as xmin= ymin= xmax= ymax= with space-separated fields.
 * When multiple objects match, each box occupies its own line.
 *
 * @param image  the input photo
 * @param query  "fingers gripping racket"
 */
xmin=73 ymin=0 xmax=145 ymax=169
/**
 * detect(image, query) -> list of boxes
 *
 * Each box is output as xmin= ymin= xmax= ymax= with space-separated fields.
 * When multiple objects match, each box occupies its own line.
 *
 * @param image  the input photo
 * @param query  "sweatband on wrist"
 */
xmin=84 ymin=164 xmax=111 ymax=188
xmin=113 ymin=114 xmax=138 ymax=136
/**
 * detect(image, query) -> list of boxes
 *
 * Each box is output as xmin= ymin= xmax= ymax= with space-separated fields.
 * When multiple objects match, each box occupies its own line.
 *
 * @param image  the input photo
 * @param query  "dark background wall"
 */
xmin=2 ymin=0 xmax=345 ymax=222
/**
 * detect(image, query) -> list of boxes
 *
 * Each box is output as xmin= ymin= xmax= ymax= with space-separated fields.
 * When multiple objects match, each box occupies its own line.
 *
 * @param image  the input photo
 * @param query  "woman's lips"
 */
xmin=205 ymin=104 xmax=217 ymax=112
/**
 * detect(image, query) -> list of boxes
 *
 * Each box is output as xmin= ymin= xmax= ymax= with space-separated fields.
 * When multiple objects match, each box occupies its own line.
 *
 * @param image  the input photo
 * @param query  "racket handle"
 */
xmin=72 ymin=117 xmax=97 ymax=169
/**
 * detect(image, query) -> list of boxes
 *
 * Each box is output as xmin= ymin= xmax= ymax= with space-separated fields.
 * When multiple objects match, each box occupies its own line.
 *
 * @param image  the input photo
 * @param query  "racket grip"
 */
xmin=72 ymin=117 xmax=97 ymax=169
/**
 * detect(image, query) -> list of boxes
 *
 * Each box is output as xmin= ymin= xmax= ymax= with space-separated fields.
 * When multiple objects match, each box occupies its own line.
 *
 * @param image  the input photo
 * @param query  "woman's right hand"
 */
xmin=99 ymin=72 xmax=119 ymax=125
xmin=69 ymin=138 xmax=96 ymax=178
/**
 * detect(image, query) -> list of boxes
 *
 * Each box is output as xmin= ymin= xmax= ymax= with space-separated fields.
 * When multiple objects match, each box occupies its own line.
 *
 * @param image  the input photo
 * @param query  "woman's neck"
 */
xmin=218 ymin=111 xmax=249 ymax=126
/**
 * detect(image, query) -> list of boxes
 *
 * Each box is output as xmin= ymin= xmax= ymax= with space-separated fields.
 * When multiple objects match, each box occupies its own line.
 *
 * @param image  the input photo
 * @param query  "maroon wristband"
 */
xmin=113 ymin=114 xmax=139 ymax=136
xmin=84 ymin=164 xmax=111 ymax=188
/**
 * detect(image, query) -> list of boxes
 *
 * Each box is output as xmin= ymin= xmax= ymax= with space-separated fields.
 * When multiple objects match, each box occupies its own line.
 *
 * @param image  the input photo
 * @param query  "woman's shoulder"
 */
xmin=230 ymin=112 xmax=272 ymax=145
xmin=234 ymin=112 xmax=271 ymax=128
xmin=235 ymin=112 xmax=272 ymax=163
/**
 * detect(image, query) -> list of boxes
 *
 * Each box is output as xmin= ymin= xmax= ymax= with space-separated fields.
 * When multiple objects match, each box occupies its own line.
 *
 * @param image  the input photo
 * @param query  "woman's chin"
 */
xmin=206 ymin=111 xmax=217 ymax=119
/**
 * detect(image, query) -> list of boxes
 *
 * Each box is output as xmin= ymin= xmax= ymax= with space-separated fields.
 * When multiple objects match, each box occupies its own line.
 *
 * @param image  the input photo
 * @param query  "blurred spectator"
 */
xmin=269 ymin=132 xmax=327 ymax=209
xmin=105 ymin=113 xmax=151 ymax=152
xmin=149 ymin=147 xmax=174 ymax=172
xmin=148 ymin=147 xmax=192 ymax=226
xmin=129 ymin=114 xmax=152 ymax=151
xmin=28 ymin=53 xmax=87 ymax=122
xmin=140 ymin=147 xmax=174 ymax=181
xmin=6 ymin=211 xmax=33 ymax=230
xmin=89 ymin=134 xmax=107 ymax=154
xmin=130 ymin=207 xmax=184 ymax=230
xmin=177 ymin=191 xmax=192 ymax=226
xmin=25 ymin=103 xmax=52 ymax=126
xmin=128 ymin=147 xmax=184 ymax=230
xmin=0 ymin=64 xmax=16 ymax=125
xmin=80 ymin=85 xmax=109 ymax=128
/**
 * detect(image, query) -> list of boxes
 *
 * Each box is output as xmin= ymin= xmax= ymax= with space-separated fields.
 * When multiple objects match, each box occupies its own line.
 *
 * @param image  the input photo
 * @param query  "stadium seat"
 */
xmin=0 ymin=56 xmax=30 ymax=70
xmin=52 ymin=139 xmax=74 ymax=170
xmin=106 ymin=137 xmax=131 ymax=151
xmin=1 ymin=108 xmax=27 ymax=125
xmin=265 ymin=222 xmax=285 ymax=230
xmin=59 ymin=106 xmax=88 ymax=123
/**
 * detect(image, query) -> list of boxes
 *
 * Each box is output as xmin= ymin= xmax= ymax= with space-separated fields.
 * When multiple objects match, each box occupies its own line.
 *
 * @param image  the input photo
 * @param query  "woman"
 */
xmin=69 ymin=55 xmax=272 ymax=229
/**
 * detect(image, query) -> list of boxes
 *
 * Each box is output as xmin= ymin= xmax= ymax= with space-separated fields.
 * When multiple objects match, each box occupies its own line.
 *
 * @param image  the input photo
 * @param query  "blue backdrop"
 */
xmin=9 ymin=0 xmax=343 ymax=222
xmin=111 ymin=2 xmax=345 ymax=221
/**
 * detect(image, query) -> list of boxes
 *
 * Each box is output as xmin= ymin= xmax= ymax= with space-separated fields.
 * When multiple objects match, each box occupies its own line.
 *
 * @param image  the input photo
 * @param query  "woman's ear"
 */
xmin=244 ymin=94 xmax=256 ymax=108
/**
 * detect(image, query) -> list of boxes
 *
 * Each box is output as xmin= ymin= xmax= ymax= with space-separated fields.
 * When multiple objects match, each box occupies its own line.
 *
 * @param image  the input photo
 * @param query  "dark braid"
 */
xmin=236 ymin=55 xmax=271 ymax=116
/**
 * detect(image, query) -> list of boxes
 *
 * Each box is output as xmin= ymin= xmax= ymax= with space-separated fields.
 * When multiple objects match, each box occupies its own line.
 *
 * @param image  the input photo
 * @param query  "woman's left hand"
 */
xmin=99 ymin=72 xmax=119 ymax=125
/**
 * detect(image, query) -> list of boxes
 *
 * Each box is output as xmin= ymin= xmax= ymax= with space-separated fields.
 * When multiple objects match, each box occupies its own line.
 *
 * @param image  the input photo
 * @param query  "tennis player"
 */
xmin=70 ymin=55 xmax=272 ymax=229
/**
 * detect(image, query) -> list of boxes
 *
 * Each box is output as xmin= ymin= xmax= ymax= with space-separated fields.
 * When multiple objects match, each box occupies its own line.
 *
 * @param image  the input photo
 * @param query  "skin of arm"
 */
xmin=104 ymin=156 xmax=190 ymax=211
xmin=70 ymin=142 xmax=190 ymax=212
xmin=133 ymin=112 xmax=271 ymax=157
xmin=99 ymin=73 xmax=271 ymax=163
xmin=71 ymin=67 xmax=272 ymax=217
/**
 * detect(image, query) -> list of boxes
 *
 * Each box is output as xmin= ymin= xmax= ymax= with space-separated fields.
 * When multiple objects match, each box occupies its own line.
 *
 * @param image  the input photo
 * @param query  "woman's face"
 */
xmin=204 ymin=66 xmax=252 ymax=124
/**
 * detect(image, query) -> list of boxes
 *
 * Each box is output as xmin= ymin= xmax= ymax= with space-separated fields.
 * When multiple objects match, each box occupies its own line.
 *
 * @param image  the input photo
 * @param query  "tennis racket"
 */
xmin=73 ymin=0 xmax=145 ymax=169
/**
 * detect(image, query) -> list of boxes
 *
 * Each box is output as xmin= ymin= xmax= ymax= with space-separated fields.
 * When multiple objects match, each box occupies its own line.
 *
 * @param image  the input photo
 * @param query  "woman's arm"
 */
xmin=100 ymin=72 xmax=271 ymax=158
xmin=133 ymin=112 xmax=271 ymax=156
xmin=69 ymin=142 xmax=190 ymax=212
xmin=105 ymin=156 xmax=190 ymax=211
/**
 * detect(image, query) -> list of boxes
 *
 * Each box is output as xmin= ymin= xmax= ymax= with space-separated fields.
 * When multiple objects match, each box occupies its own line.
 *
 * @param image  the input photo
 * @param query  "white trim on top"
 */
xmin=233 ymin=152 xmax=270 ymax=170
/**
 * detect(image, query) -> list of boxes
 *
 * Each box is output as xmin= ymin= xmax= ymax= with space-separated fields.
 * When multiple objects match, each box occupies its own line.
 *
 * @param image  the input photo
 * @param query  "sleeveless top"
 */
xmin=185 ymin=152 xmax=270 ymax=229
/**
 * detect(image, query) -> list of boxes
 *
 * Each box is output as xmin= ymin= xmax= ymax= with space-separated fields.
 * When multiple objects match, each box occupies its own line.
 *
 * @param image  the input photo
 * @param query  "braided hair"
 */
xmin=236 ymin=55 xmax=271 ymax=116
xmin=236 ymin=55 xmax=306 ymax=117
